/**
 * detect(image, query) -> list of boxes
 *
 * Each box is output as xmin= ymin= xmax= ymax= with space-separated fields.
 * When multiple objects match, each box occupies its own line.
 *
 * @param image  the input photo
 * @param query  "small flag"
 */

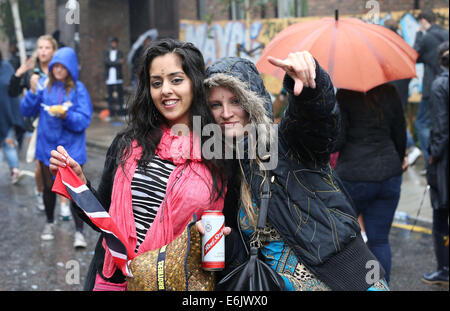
xmin=52 ymin=165 xmax=134 ymax=277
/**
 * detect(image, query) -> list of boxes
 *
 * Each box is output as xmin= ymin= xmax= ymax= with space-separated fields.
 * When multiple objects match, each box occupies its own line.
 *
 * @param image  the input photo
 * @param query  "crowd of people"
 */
xmin=0 ymin=9 xmax=448 ymax=291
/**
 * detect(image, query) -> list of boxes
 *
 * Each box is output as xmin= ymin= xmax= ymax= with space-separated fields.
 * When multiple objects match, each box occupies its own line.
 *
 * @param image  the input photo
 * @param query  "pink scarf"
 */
xmin=102 ymin=127 xmax=223 ymax=278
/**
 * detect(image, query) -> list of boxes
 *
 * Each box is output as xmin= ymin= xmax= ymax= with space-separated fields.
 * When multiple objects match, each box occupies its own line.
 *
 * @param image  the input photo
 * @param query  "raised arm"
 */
xmin=274 ymin=52 xmax=339 ymax=165
xmin=20 ymin=83 xmax=44 ymax=118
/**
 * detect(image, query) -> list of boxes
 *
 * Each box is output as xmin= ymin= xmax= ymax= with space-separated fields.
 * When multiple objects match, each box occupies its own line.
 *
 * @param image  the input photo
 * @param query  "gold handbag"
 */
xmin=127 ymin=216 xmax=214 ymax=291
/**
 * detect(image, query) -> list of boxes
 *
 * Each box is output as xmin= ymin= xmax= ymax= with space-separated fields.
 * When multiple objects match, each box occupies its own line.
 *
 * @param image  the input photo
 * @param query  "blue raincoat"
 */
xmin=20 ymin=47 xmax=92 ymax=166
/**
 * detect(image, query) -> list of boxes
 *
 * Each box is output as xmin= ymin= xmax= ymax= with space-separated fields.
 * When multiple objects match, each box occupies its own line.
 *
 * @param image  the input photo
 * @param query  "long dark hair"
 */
xmin=117 ymin=38 xmax=225 ymax=201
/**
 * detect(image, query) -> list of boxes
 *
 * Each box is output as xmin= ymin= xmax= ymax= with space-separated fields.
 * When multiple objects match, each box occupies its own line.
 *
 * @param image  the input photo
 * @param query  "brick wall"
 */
xmin=308 ymin=0 xmax=449 ymax=16
xmin=177 ymin=0 xmax=279 ymax=22
xmin=77 ymin=0 xmax=130 ymax=107
xmin=179 ymin=0 xmax=197 ymax=20
xmin=44 ymin=0 xmax=58 ymax=35
xmin=43 ymin=0 xmax=447 ymax=108
xmin=181 ymin=0 xmax=449 ymax=20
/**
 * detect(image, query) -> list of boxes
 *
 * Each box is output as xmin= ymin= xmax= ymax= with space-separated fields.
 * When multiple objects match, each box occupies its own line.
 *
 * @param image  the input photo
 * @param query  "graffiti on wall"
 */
xmin=181 ymin=20 xmax=263 ymax=65
xmin=180 ymin=16 xmax=318 ymax=66
xmin=180 ymin=8 xmax=448 ymax=96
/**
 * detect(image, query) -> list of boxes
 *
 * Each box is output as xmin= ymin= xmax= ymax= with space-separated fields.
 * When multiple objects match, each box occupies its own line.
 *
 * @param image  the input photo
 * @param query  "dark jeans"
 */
xmin=107 ymin=83 xmax=124 ymax=117
xmin=343 ymin=175 xmax=402 ymax=283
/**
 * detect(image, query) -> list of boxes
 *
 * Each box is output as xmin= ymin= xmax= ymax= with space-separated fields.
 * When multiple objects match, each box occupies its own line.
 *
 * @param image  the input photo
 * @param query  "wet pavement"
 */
xmin=0 ymin=146 xmax=106 ymax=291
xmin=0 ymin=114 xmax=448 ymax=291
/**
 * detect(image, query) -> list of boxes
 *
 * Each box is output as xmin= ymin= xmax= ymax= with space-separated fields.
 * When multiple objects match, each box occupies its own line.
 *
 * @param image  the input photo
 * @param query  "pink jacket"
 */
xmin=102 ymin=126 xmax=225 ymax=278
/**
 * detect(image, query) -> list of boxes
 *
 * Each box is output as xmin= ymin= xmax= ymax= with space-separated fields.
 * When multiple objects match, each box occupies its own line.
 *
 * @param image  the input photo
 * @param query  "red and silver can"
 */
xmin=201 ymin=210 xmax=225 ymax=271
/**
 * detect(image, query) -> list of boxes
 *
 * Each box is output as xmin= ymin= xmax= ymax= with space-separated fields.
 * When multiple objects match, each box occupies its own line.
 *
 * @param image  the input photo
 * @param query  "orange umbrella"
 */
xmin=256 ymin=14 xmax=418 ymax=93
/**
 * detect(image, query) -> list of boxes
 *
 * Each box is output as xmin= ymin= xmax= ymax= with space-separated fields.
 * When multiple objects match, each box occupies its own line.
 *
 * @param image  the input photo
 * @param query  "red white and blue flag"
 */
xmin=52 ymin=166 xmax=134 ymax=277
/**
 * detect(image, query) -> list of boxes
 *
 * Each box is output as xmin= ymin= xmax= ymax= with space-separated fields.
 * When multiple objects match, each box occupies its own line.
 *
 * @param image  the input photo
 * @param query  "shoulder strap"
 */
xmin=256 ymin=171 xmax=272 ymax=229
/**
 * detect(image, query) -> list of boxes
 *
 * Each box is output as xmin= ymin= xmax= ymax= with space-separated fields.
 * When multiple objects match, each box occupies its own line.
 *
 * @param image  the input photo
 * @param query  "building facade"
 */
xmin=44 ymin=0 xmax=180 ymax=105
xmin=44 ymin=0 xmax=449 ymax=107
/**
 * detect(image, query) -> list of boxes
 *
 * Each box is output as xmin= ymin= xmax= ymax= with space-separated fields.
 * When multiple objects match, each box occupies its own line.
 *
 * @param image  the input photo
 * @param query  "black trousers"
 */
xmin=430 ymin=187 xmax=449 ymax=270
xmin=106 ymin=83 xmax=124 ymax=117
xmin=39 ymin=161 xmax=84 ymax=232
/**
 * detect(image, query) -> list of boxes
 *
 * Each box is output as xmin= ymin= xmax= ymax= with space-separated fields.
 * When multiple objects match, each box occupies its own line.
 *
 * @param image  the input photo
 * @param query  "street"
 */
xmin=0 ymin=131 xmax=447 ymax=292
xmin=0 ymin=144 xmax=105 ymax=291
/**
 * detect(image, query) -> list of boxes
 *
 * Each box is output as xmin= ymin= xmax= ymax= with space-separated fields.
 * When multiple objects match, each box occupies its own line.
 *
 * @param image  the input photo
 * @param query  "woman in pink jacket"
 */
xmin=49 ymin=39 xmax=226 ymax=290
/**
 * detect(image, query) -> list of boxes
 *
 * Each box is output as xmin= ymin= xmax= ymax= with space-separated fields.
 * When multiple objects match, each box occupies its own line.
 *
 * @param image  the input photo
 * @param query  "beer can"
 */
xmin=201 ymin=210 xmax=225 ymax=271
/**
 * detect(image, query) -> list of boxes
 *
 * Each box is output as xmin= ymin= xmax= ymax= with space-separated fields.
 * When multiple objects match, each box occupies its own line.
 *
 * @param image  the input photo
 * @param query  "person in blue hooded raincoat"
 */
xmin=21 ymin=47 xmax=93 ymax=245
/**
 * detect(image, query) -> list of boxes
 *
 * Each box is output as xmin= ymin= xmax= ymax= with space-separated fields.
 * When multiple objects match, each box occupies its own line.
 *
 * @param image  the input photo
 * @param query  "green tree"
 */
xmin=205 ymin=0 xmax=276 ymax=56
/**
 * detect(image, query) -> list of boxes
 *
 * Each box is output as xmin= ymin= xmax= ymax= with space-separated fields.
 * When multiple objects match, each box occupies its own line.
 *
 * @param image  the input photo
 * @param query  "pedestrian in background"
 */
xmin=383 ymin=18 xmax=421 ymax=167
xmin=413 ymin=10 xmax=449 ymax=168
xmin=0 ymin=51 xmax=26 ymax=184
xmin=20 ymin=47 xmax=92 ymax=248
xmin=103 ymin=37 xmax=125 ymax=122
xmin=422 ymin=41 xmax=449 ymax=286
xmin=203 ymin=54 xmax=389 ymax=291
xmin=334 ymin=83 xmax=407 ymax=284
xmin=7 ymin=41 xmax=20 ymax=71
xmin=49 ymin=38 xmax=226 ymax=291
xmin=131 ymin=35 xmax=152 ymax=87
xmin=8 ymin=34 xmax=58 ymax=212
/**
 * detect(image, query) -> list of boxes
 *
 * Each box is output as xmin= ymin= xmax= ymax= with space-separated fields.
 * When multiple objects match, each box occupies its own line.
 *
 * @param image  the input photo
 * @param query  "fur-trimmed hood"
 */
xmin=205 ymin=57 xmax=274 ymax=150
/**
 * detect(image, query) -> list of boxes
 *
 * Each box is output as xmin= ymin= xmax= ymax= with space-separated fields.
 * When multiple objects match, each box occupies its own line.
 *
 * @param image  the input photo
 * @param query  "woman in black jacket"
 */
xmin=203 ymin=53 xmax=389 ymax=291
xmin=334 ymin=84 xmax=407 ymax=284
xmin=8 ymin=34 xmax=57 ymax=98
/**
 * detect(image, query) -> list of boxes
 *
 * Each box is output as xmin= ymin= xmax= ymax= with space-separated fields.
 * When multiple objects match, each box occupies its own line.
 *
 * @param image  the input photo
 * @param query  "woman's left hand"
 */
xmin=267 ymin=51 xmax=316 ymax=96
xmin=49 ymin=145 xmax=87 ymax=184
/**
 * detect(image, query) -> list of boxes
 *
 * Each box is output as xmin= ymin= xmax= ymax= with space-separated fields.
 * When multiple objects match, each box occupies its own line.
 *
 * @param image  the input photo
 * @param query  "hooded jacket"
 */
xmin=20 ymin=47 xmax=92 ymax=166
xmin=414 ymin=24 xmax=449 ymax=99
xmin=205 ymin=57 xmax=385 ymax=291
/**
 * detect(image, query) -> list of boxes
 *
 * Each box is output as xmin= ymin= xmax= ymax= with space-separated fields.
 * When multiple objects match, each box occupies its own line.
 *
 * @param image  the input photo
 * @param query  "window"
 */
xmin=277 ymin=0 xmax=308 ymax=18
xmin=197 ymin=0 xmax=207 ymax=20
xmin=229 ymin=0 xmax=244 ymax=20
